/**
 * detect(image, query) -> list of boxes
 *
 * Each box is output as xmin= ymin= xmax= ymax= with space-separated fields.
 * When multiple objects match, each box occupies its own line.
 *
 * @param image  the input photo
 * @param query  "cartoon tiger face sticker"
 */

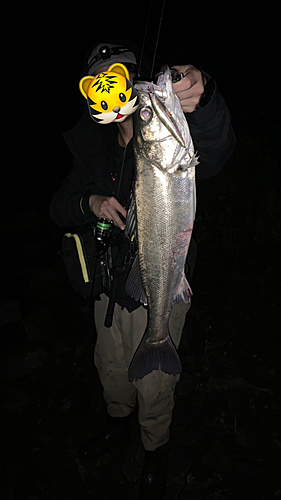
xmin=79 ymin=63 xmax=139 ymax=124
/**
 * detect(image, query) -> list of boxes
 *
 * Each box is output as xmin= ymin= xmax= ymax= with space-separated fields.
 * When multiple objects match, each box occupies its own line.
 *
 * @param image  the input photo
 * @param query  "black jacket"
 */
xmin=50 ymin=81 xmax=236 ymax=309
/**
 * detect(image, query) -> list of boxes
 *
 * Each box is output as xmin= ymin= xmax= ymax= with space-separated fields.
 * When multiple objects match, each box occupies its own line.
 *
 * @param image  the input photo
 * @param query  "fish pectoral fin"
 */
xmin=167 ymin=163 xmax=187 ymax=174
xmin=167 ymin=152 xmax=199 ymax=175
xmin=190 ymin=152 xmax=200 ymax=168
xmin=128 ymin=332 xmax=182 ymax=382
xmin=125 ymin=253 xmax=147 ymax=305
xmin=173 ymin=274 xmax=192 ymax=305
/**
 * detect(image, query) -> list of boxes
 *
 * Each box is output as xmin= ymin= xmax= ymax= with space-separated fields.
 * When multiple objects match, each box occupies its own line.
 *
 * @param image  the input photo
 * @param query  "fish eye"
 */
xmin=140 ymin=106 xmax=152 ymax=122
xmin=101 ymin=100 xmax=108 ymax=110
xmin=119 ymin=93 xmax=126 ymax=102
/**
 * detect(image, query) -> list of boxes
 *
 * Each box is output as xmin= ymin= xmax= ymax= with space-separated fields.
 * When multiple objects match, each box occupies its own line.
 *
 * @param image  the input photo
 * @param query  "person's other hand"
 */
xmin=89 ymin=195 xmax=127 ymax=230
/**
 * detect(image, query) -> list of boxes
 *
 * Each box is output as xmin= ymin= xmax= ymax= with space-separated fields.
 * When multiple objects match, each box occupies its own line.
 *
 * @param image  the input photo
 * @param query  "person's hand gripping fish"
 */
xmin=172 ymin=64 xmax=206 ymax=113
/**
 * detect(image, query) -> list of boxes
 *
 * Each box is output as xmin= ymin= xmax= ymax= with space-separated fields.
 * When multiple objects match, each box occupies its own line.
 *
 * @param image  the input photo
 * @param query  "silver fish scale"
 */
xmin=135 ymin=158 xmax=195 ymax=342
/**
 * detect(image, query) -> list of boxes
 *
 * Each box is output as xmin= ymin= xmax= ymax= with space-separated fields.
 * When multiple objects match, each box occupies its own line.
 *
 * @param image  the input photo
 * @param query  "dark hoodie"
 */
xmin=50 ymin=40 xmax=236 ymax=310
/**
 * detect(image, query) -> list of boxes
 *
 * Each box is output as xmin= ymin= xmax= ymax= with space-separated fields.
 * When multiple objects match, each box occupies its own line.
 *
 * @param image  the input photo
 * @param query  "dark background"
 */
xmin=2 ymin=1 xmax=281 ymax=499
xmin=6 ymin=0 xmax=279 ymax=214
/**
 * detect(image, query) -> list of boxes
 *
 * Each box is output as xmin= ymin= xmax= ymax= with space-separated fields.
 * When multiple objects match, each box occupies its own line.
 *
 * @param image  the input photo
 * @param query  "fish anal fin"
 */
xmin=125 ymin=254 xmax=147 ymax=305
xmin=173 ymin=274 xmax=192 ymax=305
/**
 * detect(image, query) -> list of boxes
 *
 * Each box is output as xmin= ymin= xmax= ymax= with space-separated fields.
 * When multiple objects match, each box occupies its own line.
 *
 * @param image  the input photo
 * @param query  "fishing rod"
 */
xmin=150 ymin=0 xmax=166 ymax=79
xmin=138 ymin=0 xmax=167 ymax=80
xmin=138 ymin=0 xmax=195 ymax=86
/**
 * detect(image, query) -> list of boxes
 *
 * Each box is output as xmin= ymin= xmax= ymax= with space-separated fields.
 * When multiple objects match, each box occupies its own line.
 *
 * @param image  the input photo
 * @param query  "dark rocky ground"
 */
xmin=1 ymin=123 xmax=280 ymax=500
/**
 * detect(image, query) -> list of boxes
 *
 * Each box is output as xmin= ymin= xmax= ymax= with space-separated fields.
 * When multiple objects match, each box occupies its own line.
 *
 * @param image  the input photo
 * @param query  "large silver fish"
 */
xmin=125 ymin=65 xmax=199 ymax=382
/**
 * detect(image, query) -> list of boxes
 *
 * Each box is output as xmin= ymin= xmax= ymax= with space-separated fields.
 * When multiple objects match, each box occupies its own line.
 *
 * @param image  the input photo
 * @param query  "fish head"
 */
xmin=133 ymin=65 xmax=194 ymax=170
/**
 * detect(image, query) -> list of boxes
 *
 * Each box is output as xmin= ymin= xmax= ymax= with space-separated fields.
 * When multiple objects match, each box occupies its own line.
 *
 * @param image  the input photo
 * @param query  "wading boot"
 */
xmin=139 ymin=443 xmax=169 ymax=500
xmin=78 ymin=414 xmax=131 ymax=461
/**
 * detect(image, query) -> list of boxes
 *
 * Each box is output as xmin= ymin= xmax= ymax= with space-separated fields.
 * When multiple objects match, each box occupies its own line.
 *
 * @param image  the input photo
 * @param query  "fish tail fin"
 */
xmin=128 ymin=332 xmax=182 ymax=382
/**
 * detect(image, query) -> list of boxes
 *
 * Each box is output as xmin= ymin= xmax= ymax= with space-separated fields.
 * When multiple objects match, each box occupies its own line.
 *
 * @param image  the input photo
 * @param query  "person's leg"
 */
xmin=135 ymin=299 xmax=190 ymax=499
xmin=79 ymin=294 xmax=141 ymax=459
xmin=134 ymin=300 xmax=190 ymax=450
xmin=94 ymin=294 xmax=139 ymax=417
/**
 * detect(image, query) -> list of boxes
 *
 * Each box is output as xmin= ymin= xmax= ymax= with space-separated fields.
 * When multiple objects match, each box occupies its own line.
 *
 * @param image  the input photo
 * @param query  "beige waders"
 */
xmin=94 ymin=294 xmax=190 ymax=451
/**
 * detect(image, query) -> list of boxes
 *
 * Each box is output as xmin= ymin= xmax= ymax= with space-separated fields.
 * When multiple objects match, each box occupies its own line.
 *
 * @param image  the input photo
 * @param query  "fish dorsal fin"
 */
xmin=124 ymin=193 xmax=147 ymax=304
xmin=124 ymin=193 xmax=137 ymax=242
xmin=125 ymin=192 xmax=192 ymax=307
xmin=125 ymin=253 xmax=147 ymax=306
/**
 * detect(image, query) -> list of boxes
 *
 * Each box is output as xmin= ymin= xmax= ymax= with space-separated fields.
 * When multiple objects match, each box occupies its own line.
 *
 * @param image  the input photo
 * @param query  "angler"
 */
xmin=50 ymin=39 xmax=236 ymax=500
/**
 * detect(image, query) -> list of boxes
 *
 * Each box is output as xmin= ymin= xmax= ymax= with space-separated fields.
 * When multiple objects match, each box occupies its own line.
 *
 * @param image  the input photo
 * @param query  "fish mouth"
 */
xmin=135 ymin=66 xmax=186 ymax=148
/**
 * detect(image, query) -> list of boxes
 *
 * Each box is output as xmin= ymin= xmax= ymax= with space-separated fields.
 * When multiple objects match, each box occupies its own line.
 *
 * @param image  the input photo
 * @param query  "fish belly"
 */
xmin=137 ymin=158 xmax=194 ymax=328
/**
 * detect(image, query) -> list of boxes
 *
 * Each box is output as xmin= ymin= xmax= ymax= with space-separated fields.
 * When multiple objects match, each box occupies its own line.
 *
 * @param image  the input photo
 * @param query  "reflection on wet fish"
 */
xmin=125 ymin=65 xmax=199 ymax=382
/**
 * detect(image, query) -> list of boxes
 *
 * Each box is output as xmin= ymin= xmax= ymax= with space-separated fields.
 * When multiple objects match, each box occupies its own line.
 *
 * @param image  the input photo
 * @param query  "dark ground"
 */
xmin=2 ymin=1 xmax=281 ymax=498
xmin=1 ymin=125 xmax=280 ymax=499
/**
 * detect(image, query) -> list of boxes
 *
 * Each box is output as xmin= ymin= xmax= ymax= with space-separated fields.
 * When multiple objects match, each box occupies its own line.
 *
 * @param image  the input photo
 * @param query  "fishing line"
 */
xmin=150 ymin=0 xmax=166 ymax=80
xmin=138 ymin=0 xmax=153 ymax=77
xmin=138 ymin=0 xmax=167 ymax=80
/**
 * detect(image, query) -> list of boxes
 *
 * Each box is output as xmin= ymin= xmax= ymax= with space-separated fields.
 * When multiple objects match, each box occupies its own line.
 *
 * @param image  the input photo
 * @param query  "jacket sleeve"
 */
xmin=49 ymin=157 xmax=97 ymax=229
xmin=186 ymin=81 xmax=236 ymax=180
